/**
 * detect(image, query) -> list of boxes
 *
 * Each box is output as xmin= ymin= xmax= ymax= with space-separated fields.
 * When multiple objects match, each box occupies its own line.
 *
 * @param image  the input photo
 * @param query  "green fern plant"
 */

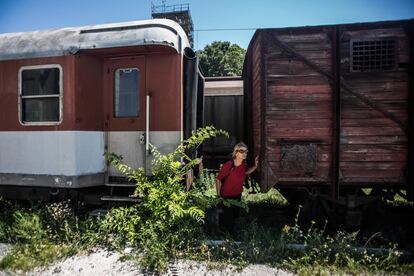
xmin=106 ymin=126 xmax=229 ymax=271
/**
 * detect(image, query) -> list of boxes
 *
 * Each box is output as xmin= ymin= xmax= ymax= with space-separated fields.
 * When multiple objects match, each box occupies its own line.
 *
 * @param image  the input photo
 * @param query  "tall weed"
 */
xmin=280 ymin=206 xmax=408 ymax=274
xmin=0 ymin=201 xmax=81 ymax=271
xmin=104 ymin=126 xmax=230 ymax=271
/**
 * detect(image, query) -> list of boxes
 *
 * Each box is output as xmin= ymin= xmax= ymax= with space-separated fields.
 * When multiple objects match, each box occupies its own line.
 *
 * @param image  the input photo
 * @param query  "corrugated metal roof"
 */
xmin=0 ymin=19 xmax=190 ymax=61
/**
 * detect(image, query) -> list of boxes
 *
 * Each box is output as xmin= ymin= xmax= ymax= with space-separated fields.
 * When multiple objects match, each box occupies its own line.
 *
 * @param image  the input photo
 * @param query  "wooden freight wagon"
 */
xmin=243 ymin=19 xmax=414 ymax=205
xmin=0 ymin=19 xmax=203 ymax=201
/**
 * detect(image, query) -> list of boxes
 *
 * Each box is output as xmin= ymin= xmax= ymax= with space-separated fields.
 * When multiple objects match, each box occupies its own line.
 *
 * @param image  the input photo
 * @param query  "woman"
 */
xmin=215 ymin=142 xmax=259 ymax=234
xmin=216 ymin=142 xmax=259 ymax=199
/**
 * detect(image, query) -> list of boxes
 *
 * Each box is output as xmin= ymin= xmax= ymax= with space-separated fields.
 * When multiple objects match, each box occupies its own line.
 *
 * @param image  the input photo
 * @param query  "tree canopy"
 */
xmin=197 ymin=41 xmax=246 ymax=77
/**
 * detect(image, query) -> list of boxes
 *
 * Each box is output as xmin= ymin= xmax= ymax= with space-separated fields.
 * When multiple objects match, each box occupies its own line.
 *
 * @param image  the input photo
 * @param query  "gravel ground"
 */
xmin=0 ymin=244 xmax=11 ymax=261
xmin=0 ymin=245 xmax=294 ymax=276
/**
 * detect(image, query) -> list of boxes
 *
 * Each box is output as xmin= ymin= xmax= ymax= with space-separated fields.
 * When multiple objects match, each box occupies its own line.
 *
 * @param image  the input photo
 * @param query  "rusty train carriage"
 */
xmin=244 ymin=19 xmax=414 ymax=202
xmin=0 ymin=19 xmax=203 ymax=199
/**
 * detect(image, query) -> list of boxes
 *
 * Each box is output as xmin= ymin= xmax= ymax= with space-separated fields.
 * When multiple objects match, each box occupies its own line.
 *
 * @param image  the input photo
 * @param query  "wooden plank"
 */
xmin=340 ymin=144 xmax=407 ymax=151
xmin=341 ymin=118 xmax=405 ymax=127
xmin=267 ymin=101 xmax=331 ymax=111
xmin=342 ymin=91 xmax=408 ymax=101
xmin=267 ymin=49 xmax=332 ymax=60
xmin=342 ymin=179 xmax=402 ymax=184
xmin=252 ymin=37 xmax=262 ymax=162
xmin=341 ymin=153 xmax=407 ymax=162
xmin=342 ymin=126 xmax=405 ymax=136
xmin=341 ymin=169 xmax=403 ymax=178
xmin=268 ymin=127 xmax=331 ymax=138
xmin=342 ymin=72 xmax=409 ymax=83
xmin=331 ymin=26 xmax=341 ymax=200
xmin=340 ymin=145 xmax=408 ymax=162
xmin=268 ymin=84 xmax=332 ymax=94
xmin=267 ymin=59 xmax=331 ymax=75
xmin=338 ymin=82 xmax=409 ymax=101
xmin=269 ymin=93 xmax=331 ymax=102
xmin=267 ymin=138 xmax=331 ymax=146
xmin=266 ymin=119 xmax=332 ymax=128
xmin=261 ymin=32 xmax=268 ymax=190
xmin=340 ymin=161 xmax=406 ymax=170
xmin=343 ymin=27 xmax=408 ymax=38
xmin=342 ymin=93 xmax=409 ymax=103
xmin=341 ymin=98 xmax=409 ymax=111
xmin=267 ymin=75 xmax=328 ymax=85
xmin=267 ymin=110 xmax=332 ymax=120
xmin=408 ymin=20 xmax=414 ymax=201
xmin=342 ymin=136 xmax=408 ymax=145
xmin=276 ymin=32 xmax=331 ymax=42
xmin=268 ymin=40 xmax=332 ymax=52
xmin=341 ymin=109 xmax=408 ymax=120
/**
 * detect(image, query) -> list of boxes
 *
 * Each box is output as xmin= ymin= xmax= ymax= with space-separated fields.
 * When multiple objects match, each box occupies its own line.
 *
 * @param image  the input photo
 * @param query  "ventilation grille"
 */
xmin=351 ymin=39 xmax=397 ymax=72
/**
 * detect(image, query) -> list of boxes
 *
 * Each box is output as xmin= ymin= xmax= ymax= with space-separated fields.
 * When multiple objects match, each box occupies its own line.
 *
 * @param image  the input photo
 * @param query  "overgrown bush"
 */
xmin=102 ymin=126 xmax=232 ymax=271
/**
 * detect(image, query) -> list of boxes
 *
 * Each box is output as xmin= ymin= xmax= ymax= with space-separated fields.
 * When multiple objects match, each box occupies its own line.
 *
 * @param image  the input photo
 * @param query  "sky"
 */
xmin=0 ymin=0 xmax=413 ymax=50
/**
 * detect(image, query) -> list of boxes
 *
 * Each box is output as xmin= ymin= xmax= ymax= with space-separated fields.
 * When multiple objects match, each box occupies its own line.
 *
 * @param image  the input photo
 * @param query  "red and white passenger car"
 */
xmin=0 ymin=19 xmax=203 ymax=200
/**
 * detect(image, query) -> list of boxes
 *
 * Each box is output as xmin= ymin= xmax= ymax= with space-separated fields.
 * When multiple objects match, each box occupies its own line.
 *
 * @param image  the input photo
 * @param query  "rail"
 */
xmin=151 ymin=2 xmax=190 ymax=14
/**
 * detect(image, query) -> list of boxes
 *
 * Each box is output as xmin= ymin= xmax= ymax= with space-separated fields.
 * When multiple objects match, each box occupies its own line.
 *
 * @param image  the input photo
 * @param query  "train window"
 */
xmin=19 ymin=65 xmax=62 ymax=124
xmin=114 ymin=68 xmax=140 ymax=117
xmin=350 ymin=38 xmax=397 ymax=72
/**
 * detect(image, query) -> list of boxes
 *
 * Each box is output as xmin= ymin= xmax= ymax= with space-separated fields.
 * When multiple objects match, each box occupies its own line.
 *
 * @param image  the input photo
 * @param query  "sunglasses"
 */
xmin=237 ymin=149 xmax=248 ymax=154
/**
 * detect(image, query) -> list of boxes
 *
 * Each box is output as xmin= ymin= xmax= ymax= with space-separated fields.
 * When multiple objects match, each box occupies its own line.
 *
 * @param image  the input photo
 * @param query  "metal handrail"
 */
xmin=151 ymin=2 xmax=190 ymax=14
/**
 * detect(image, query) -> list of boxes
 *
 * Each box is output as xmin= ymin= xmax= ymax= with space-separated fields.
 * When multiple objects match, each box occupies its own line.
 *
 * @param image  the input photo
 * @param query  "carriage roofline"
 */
xmin=0 ymin=18 xmax=190 ymax=61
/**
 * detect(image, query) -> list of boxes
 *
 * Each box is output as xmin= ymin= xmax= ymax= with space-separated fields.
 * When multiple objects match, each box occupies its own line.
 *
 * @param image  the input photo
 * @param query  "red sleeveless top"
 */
xmin=216 ymin=160 xmax=247 ymax=197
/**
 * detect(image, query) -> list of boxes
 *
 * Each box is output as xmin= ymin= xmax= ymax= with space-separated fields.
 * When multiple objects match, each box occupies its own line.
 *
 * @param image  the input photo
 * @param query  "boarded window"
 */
xmin=20 ymin=66 xmax=62 ymax=123
xmin=280 ymin=142 xmax=317 ymax=175
xmin=114 ymin=68 xmax=140 ymax=117
xmin=350 ymin=39 xmax=397 ymax=72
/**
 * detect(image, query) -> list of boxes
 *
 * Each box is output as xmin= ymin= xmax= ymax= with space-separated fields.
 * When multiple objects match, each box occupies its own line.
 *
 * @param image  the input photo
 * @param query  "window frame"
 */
xmin=18 ymin=64 xmax=63 ymax=125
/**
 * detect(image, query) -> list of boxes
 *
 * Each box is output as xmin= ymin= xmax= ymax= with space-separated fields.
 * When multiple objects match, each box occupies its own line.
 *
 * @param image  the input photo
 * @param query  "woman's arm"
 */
xmin=246 ymin=156 xmax=259 ymax=175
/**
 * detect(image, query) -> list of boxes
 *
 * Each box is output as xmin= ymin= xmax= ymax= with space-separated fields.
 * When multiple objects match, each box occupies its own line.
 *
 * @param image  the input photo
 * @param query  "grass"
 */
xmin=243 ymin=186 xmax=288 ymax=206
xmin=0 ymin=200 xmax=86 ymax=272
xmin=0 ymin=186 xmax=413 ymax=275
xmin=0 ymin=242 xmax=75 ymax=271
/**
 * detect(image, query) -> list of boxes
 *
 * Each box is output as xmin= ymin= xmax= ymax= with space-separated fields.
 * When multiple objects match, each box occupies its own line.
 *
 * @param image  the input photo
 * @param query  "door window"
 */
xmin=114 ymin=68 xmax=140 ymax=117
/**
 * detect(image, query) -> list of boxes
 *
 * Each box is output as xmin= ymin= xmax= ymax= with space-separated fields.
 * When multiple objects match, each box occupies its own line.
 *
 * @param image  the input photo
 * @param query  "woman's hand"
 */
xmin=255 ymin=156 xmax=259 ymax=168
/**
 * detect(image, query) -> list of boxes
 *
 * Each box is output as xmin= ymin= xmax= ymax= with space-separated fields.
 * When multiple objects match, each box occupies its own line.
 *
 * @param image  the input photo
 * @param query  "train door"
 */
xmin=104 ymin=56 xmax=147 ymax=177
